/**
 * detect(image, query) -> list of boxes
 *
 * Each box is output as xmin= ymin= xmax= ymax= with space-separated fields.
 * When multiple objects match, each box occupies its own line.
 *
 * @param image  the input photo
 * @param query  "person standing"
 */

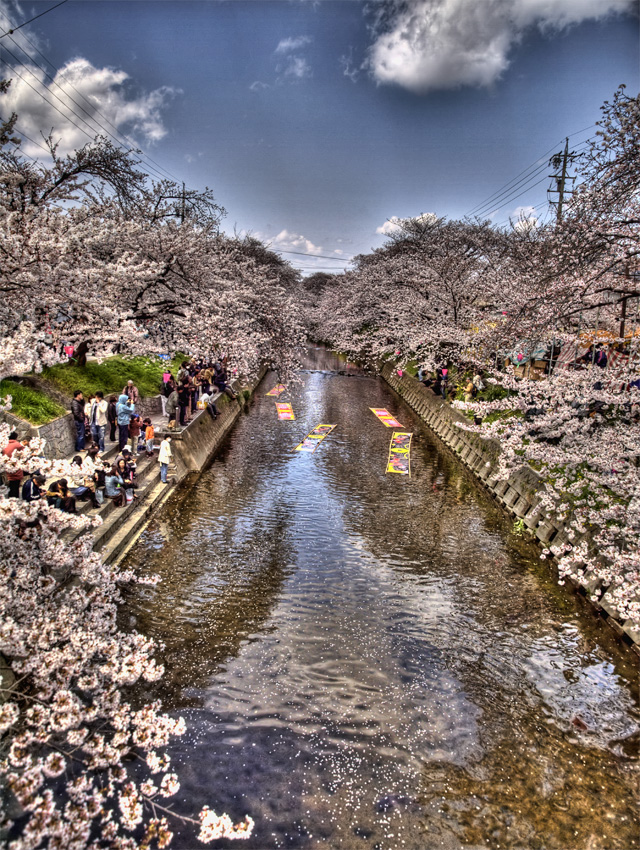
xmin=116 ymin=393 xmax=134 ymax=451
xmin=129 ymin=414 xmax=141 ymax=457
xmin=71 ymin=390 xmax=85 ymax=451
xmin=123 ymin=380 xmax=139 ymax=404
xmin=90 ymin=391 xmax=109 ymax=452
xmin=107 ymin=396 xmax=118 ymax=442
xmin=158 ymin=436 xmax=172 ymax=484
xmin=143 ymin=418 xmax=155 ymax=457
xmin=177 ymin=380 xmax=190 ymax=427
xmin=3 ymin=431 xmax=25 ymax=498
xmin=166 ymin=386 xmax=179 ymax=429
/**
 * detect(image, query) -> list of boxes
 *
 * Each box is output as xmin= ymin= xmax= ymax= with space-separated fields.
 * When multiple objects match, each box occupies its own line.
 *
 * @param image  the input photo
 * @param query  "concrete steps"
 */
xmin=70 ymin=449 xmax=168 ymax=557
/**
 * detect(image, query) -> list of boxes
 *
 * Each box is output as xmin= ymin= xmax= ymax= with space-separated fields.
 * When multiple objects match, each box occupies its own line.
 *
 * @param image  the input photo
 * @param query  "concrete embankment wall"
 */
xmin=162 ymin=366 xmax=267 ymax=484
xmin=380 ymin=363 xmax=640 ymax=655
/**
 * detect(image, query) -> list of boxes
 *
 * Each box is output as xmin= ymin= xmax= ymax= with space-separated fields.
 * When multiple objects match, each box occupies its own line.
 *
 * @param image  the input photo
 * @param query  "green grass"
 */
xmin=42 ymin=354 xmax=185 ymax=400
xmin=0 ymin=380 xmax=67 ymax=425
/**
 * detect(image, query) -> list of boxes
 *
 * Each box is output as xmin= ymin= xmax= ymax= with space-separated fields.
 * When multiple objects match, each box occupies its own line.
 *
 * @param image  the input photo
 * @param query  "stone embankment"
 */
xmin=88 ymin=366 xmax=267 ymax=567
xmin=380 ymin=363 xmax=640 ymax=655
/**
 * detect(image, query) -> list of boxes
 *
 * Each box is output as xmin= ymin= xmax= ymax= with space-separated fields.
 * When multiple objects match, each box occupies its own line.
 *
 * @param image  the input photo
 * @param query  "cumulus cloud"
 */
xmin=512 ymin=205 xmax=539 ymax=231
xmin=275 ymin=35 xmax=312 ymax=54
xmin=376 ymin=212 xmax=438 ymax=235
xmin=366 ymin=0 xmax=633 ymax=93
xmin=270 ymin=229 xmax=324 ymax=255
xmin=0 ymin=57 xmax=176 ymax=157
xmin=376 ymin=216 xmax=404 ymax=236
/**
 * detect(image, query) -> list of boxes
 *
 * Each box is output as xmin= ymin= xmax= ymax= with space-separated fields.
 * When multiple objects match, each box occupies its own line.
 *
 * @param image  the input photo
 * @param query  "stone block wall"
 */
xmin=380 ymin=363 xmax=639 ymax=653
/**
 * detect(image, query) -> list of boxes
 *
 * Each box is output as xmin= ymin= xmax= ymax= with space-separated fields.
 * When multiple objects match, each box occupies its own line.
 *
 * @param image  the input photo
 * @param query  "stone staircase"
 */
xmin=69 ymin=441 xmax=175 ymax=566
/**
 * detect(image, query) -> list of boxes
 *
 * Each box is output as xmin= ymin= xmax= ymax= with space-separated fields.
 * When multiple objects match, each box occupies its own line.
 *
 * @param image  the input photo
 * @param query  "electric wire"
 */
xmin=1 ymin=26 xmax=180 ymax=183
xmin=0 ymin=47 xmax=173 ymax=184
xmin=465 ymin=127 xmax=596 ymax=219
xmin=0 ymin=0 xmax=68 ymax=39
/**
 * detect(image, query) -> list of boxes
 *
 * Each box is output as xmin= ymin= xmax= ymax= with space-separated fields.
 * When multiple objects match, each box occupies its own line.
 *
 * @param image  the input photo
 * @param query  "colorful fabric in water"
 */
xmin=276 ymin=402 xmax=295 ymax=420
xmin=386 ymin=431 xmax=412 ymax=476
xmin=293 ymin=424 xmax=337 ymax=453
xmin=370 ymin=407 xmax=404 ymax=428
xmin=266 ymin=385 xmax=286 ymax=396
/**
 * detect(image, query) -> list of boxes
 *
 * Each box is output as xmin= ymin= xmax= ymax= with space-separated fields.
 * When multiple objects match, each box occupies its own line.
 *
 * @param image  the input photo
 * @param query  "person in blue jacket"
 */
xmin=116 ymin=393 xmax=135 ymax=451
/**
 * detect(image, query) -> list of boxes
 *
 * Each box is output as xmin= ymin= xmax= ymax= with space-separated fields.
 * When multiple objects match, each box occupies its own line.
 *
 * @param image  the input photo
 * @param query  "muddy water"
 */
xmin=123 ymin=347 xmax=639 ymax=850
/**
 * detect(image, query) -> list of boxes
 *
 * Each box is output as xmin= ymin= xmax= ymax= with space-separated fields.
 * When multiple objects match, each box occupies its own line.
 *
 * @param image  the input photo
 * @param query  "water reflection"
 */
xmin=123 ymin=347 xmax=639 ymax=849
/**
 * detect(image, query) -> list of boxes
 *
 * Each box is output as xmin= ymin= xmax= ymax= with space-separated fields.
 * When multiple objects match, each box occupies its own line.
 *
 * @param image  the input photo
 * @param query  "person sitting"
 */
xmin=22 ymin=473 xmax=46 ymax=503
xmin=70 ymin=456 xmax=100 ymax=508
xmin=46 ymin=479 xmax=77 ymax=513
xmin=104 ymin=465 xmax=126 ymax=507
xmin=116 ymin=458 xmax=138 ymax=498
xmin=213 ymin=366 xmax=237 ymax=400
xmin=115 ymin=449 xmax=137 ymax=481
xmin=200 ymin=388 xmax=220 ymax=420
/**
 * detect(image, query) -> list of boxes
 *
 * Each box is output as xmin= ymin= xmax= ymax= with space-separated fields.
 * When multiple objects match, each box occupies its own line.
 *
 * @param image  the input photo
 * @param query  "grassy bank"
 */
xmin=42 ymin=354 xmax=184 ymax=400
xmin=0 ymin=380 xmax=66 ymax=425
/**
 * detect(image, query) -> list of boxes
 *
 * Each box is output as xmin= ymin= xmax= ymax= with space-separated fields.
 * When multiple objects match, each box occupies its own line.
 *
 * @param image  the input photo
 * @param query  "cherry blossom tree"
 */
xmin=0 ymin=425 xmax=255 ymax=848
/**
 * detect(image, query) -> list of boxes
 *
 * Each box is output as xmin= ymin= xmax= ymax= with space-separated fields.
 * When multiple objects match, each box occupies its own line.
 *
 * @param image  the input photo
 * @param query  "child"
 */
xmin=129 ymin=414 xmax=141 ymax=457
xmin=143 ymin=418 xmax=155 ymax=457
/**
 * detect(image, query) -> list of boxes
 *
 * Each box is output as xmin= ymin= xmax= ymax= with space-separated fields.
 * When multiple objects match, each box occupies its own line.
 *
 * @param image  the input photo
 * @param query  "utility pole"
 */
xmin=180 ymin=182 xmax=186 ymax=224
xmin=548 ymin=138 xmax=575 ymax=223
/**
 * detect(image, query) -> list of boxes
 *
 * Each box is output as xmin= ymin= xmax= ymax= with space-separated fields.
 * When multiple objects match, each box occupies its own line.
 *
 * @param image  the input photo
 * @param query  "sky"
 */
xmin=0 ymin=0 xmax=638 ymax=275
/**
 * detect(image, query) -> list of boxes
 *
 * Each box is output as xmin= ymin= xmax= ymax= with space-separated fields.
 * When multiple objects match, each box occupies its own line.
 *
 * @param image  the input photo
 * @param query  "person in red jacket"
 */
xmin=3 ymin=431 xmax=25 ymax=498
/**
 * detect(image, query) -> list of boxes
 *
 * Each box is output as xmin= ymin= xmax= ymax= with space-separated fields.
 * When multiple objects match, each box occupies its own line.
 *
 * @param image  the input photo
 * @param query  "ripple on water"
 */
xmin=124 ymin=352 xmax=640 ymax=850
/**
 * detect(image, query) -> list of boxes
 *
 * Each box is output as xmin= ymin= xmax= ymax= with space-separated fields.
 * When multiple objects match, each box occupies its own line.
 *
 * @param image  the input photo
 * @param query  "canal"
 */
xmin=123 ymin=348 xmax=639 ymax=850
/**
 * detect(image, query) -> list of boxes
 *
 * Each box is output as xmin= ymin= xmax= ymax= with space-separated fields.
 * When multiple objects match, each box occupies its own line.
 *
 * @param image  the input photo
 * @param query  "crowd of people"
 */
xmin=2 ymin=356 xmax=239 ymax=513
xmin=416 ymin=364 xmax=484 ymax=401
xmin=161 ymin=357 xmax=237 ymax=428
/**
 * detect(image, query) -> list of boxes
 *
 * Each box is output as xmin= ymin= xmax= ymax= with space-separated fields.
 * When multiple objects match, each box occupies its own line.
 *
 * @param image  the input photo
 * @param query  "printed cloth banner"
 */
xmin=266 ymin=385 xmax=286 ymax=397
xmin=370 ymin=407 xmax=404 ymax=428
xmin=293 ymin=423 xmax=336 ymax=453
xmin=386 ymin=431 xmax=412 ymax=476
xmin=276 ymin=402 xmax=295 ymax=420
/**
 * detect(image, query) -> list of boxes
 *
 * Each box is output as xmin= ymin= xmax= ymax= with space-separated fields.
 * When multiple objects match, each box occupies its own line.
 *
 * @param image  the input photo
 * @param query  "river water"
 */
xmin=123 ymin=348 xmax=639 ymax=850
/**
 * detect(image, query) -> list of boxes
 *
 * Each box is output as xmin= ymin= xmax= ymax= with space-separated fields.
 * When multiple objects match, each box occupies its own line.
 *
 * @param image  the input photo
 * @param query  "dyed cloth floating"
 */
xmin=293 ymin=424 xmax=337 ymax=453
xmin=370 ymin=407 xmax=404 ymax=428
xmin=386 ymin=431 xmax=412 ymax=476
xmin=276 ymin=402 xmax=295 ymax=421
xmin=266 ymin=385 xmax=286 ymax=397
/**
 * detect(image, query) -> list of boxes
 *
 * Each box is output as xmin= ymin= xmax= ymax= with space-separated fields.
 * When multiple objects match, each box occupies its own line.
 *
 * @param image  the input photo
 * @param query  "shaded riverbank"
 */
xmin=122 ymin=346 xmax=639 ymax=850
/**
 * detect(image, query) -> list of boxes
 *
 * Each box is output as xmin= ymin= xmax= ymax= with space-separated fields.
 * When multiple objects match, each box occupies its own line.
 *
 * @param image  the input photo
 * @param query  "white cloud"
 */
xmin=366 ymin=0 xmax=633 ymax=93
xmin=275 ymin=36 xmax=312 ymax=54
xmin=512 ymin=205 xmax=539 ymax=231
xmin=281 ymin=55 xmax=311 ymax=79
xmin=376 ymin=212 xmax=437 ymax=235
xmin=249 ymin=80 xmax=270 ymax=91
xmin=376 ymin=216 xmax=404 ymax=236
xmin=274 ymin=35 xmax=313 ymax=81
xmin=0 ymin=57 xmax=176 ymax=157
xmin=270 ymin=229 xmax=324 ymax=255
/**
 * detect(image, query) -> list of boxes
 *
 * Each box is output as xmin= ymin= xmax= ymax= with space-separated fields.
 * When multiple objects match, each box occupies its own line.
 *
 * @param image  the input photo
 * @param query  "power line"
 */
xmin=2 ymin=27 xmax=181 ymax=183
xmin=0 ymin=46 xmax=176 ymax=185
xmin=470 ymin=163 xmax=550 ymax=219
xmin=275 ymin=248 xmax=352 ymax=261
xmin=465 ymin=128 xmax=596 ymax=219
xmin=0 ymin=0 xmax=68 ymax=39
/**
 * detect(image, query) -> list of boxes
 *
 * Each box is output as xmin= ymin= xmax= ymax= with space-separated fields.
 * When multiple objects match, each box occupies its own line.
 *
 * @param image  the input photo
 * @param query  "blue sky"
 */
xmin=0 ymin=0 xmax=638 ymax=274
